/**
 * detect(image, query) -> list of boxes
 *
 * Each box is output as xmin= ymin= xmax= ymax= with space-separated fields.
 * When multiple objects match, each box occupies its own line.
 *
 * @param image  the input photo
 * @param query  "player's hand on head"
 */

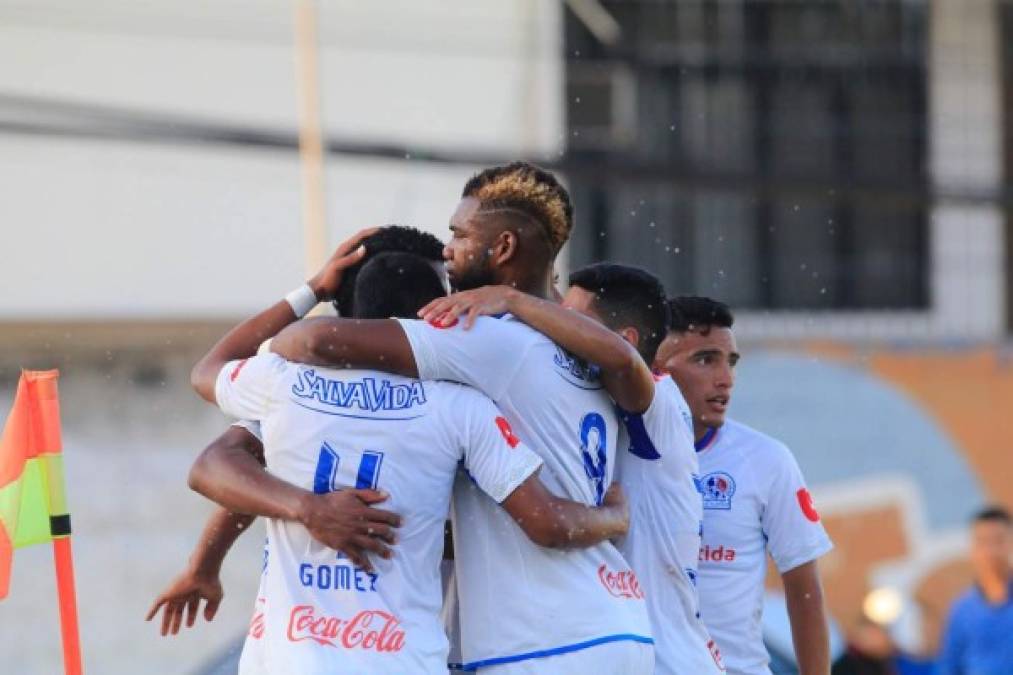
xmin=298 ymin=488 xmax=402 ymax=573
xmin=145 ymin=566 xmax=224 ymax=637
xmin=419 ymin=285 xmax=520 ymax=329
xmin=307 ymin=227 xmax=380 ymax=302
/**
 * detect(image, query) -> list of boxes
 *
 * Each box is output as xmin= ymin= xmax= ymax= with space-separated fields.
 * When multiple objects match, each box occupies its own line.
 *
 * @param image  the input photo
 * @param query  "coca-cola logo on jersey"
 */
xmin=597 ymin=564 xmax=644 ymax=599
xmin=286 ymin=605 xmax=405 ymax=653
xmin=249 ymin=597 xmax=266 ymax=640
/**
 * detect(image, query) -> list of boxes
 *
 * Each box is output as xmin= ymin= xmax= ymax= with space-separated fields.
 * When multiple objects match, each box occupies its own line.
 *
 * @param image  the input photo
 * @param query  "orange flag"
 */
xmin=0 ymin=370 xmax=81 ymax=674
xmin=0 ymin=370 xmax=72 ymax=597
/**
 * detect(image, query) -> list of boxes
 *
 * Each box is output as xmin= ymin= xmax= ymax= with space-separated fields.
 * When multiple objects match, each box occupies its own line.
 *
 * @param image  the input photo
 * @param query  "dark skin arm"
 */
xmin=190 ymin=227 xmax=376 ymax=402
xmin=783 ymin=560 xmax=831 ymax=675
xmin=146 ymin=429 xmax=264 ymax=636
xmin=188 ymin=426 xmax=401 ymax=572
xmin=271 ymin=312 xmax=631 ymax=547
xmin=417 ymin=286 xmax=655 ymax=413
xmin=146 ymin=506 xmax=253 ymax=635
xmin=501 ymin=474 xmax=628 ymax=548
xmin=270 ymin=317 xmax=419 ymax=376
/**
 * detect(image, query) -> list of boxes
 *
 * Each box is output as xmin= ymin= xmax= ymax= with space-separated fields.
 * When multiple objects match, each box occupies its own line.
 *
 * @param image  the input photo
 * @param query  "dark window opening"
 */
xmin=564 ymin=0 xmax=930 ymax=311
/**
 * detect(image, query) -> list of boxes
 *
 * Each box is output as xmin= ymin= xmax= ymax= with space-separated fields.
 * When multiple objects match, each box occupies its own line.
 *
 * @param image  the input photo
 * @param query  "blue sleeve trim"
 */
xmin=459 ymin=633 xmax=654 ymax=670
xmin=617 ymin=408 xmax=661 ymax=460
xmin=694 ymin=426 xmax=717 ymax=452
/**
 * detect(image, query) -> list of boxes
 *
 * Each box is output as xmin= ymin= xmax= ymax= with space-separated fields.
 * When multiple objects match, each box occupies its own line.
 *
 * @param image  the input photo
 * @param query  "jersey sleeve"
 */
xmin=761 ymin=442 xmax=834 ymax=573
xmin=620 ymin=378 xmax=693 ymax=460
xmin=396 ymin=317 xmax=529 ymax=401
xmin=231 ymin=419 xmax=263 ymax=441
xmin=213 ymin=353 xmax=288 ymax=421
xmin=454 ymin=390 xmax=543 ymax=503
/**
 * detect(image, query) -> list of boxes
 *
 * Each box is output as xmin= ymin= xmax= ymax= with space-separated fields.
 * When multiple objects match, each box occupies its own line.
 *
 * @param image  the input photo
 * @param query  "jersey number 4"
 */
xmin=313 ymin=442 xmax=385 ymax=494
xmin=580 ymin=412 xmax=608 ymax=506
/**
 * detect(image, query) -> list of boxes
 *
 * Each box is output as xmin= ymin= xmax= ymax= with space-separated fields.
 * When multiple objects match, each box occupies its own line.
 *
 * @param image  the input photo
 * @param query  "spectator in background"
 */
xmin=832 ymin=615 xmax=934 ymax=675
xmin=833 ymin=617 xmax=898 ymax=675
xmin=936 ymin=506 xmax=1013 ymax=675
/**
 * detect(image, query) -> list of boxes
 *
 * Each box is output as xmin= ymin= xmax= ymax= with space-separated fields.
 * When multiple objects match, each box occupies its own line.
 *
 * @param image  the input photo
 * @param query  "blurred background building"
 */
xmin=0 ymin=1 xmax=1010 ymax=672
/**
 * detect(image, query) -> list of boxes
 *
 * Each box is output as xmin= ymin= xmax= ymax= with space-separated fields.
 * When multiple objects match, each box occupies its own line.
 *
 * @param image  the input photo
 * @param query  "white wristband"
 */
xmin=285 ymin=284 xmax=318 ymax=318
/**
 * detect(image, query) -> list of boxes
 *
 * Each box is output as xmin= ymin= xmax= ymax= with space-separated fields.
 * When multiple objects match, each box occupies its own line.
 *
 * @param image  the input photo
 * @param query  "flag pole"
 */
xmin=53 ymin=536 xmax=83 ymax=675
xmin=35 ymin=371 xmax=83 ymax=675
xmin=293 ymin=0 xmax=328 ymax=282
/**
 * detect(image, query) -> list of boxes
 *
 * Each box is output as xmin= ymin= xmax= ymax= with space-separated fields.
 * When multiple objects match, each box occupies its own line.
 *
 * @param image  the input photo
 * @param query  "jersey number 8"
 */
xmin=580 ymin=412 xmax=608 ymax=506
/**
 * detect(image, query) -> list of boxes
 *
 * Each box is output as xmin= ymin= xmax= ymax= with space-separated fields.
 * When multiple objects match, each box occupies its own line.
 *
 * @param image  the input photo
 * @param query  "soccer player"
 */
xmin=181 ymin=230 xmax=632 ymax=674
xmin=654 ymin=296 xmax=833 ymax=675
xmin=147 ymin=227 xmax=458 ymax=638
xmin=419 ymin=262 xmax=726 ymax=674
xmin=265 ymin=163 xmax=655 ymax=673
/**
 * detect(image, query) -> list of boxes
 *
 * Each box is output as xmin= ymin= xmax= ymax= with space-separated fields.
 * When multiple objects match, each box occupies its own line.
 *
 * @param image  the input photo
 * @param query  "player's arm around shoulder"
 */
xmin=271 ymin=317 xmax=419 ymax=377
xmin=502 ymin=477 xmax=630 ymax=549
xmin=191 ymin=226 xmax=378 ymax=401
xmin=420 ymin=285 xmax=655 ymax=412
xmin=450 ymin=386 xmax=629 ymax=549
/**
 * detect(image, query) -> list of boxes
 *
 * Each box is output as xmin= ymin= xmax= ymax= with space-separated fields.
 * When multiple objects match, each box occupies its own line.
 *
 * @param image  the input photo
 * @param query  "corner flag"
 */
xmin=0 ymin=370 xmax=82 ymax=674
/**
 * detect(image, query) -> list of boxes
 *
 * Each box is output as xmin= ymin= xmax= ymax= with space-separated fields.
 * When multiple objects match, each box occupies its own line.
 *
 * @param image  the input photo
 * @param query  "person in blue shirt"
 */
xmin=936 ymin=506 xmax=1013 ymax=675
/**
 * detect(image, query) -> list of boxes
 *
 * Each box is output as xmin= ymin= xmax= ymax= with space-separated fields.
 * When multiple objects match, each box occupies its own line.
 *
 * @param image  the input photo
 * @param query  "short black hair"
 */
xmin=974 ymin=506 xmax=1012 ymax=526
xmin=352 ymin=251 xmax=447 ymax=320
xmin=568 ymin=262 xmax=670 ymax=363
xmin=334 ymin=226 xmax=444 ymax=316
xmin=668 ymin=296 xmax=735 ymax=333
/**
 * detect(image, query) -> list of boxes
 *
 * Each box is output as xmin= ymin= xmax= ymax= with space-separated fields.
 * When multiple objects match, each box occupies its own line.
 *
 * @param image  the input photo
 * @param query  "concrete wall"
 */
xmin=0 ymin=0 xmax=563 ymax=320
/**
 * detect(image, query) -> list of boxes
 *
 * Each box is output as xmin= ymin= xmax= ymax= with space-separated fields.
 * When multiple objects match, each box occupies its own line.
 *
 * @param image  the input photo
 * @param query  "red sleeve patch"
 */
xmin=495 ymin=416 xmax=520 ymax=448
xmin=796 ymin=488 xmax=821 ymax=523
xmin=229 ymin=359 xmax=250 ymax=382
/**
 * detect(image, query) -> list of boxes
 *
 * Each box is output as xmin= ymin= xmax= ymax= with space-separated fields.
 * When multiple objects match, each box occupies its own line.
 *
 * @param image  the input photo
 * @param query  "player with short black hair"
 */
xmin=351 ymin=251 xmax=448 ymax=321
xmin=252 ymin=163 xmax=655 ymax=673
xmin=567 ymin=262 xmax=671 ymax=364
xmin=334 ymin=225 xmax=446 ymax=317
xmin=160 ymin=227 xmax=631 ymax=674
xmin=419 ymin=263 xmax=724 ymax=674
xmin=668 ymin=295 xmax=734 ymax=334
xmin=655 ymin=296 xmax=833 ymax=675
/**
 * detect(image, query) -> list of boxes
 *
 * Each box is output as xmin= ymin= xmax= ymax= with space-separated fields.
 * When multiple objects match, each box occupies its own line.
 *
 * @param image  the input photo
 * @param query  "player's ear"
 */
xmin=618 ymin=326 xmax=640 ymax=352
xmin=491 ymin=230 xmax=518 ymax=266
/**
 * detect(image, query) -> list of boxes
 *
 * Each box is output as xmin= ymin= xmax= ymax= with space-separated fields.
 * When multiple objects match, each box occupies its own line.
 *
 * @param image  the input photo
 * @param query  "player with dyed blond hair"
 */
xmin=262 ymin=163 xmax=655 ymax=673
xmin=152 ymin=227 xmax=630 ymax=674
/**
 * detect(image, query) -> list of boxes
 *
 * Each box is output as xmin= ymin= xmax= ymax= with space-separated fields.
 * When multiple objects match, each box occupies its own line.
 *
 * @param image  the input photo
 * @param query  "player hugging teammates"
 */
xmin=147 ymin=163 xmax=834 ymax=675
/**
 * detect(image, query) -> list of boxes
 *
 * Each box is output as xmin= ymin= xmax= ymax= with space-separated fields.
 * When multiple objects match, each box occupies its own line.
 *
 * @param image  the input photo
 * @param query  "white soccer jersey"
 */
xmin=398 ymin=316 xmax=654 ymax=671
xmin=616 ymin=375 xmax=725 ymax=674
xmin=214 ymin=353 xmax=543 ymax=675
xmin=228 ymin=420 xmax=270 ymax=675
xmin=695 ymin=419 xmax=833 ymax=675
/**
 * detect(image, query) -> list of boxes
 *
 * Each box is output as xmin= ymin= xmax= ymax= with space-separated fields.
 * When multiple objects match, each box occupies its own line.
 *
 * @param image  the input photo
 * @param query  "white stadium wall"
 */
xmin=0 ymin=0 xmax=564 ymax=320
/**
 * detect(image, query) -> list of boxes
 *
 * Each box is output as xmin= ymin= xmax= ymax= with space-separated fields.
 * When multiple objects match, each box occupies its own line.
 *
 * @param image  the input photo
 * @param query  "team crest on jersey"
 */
xmin=701 ymin=471 xmax=736 ymax=510
xmin=292 ymin=369 xmax=426 ymax=412
xmin=552 ymin=347 xmax=602 ymax=389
